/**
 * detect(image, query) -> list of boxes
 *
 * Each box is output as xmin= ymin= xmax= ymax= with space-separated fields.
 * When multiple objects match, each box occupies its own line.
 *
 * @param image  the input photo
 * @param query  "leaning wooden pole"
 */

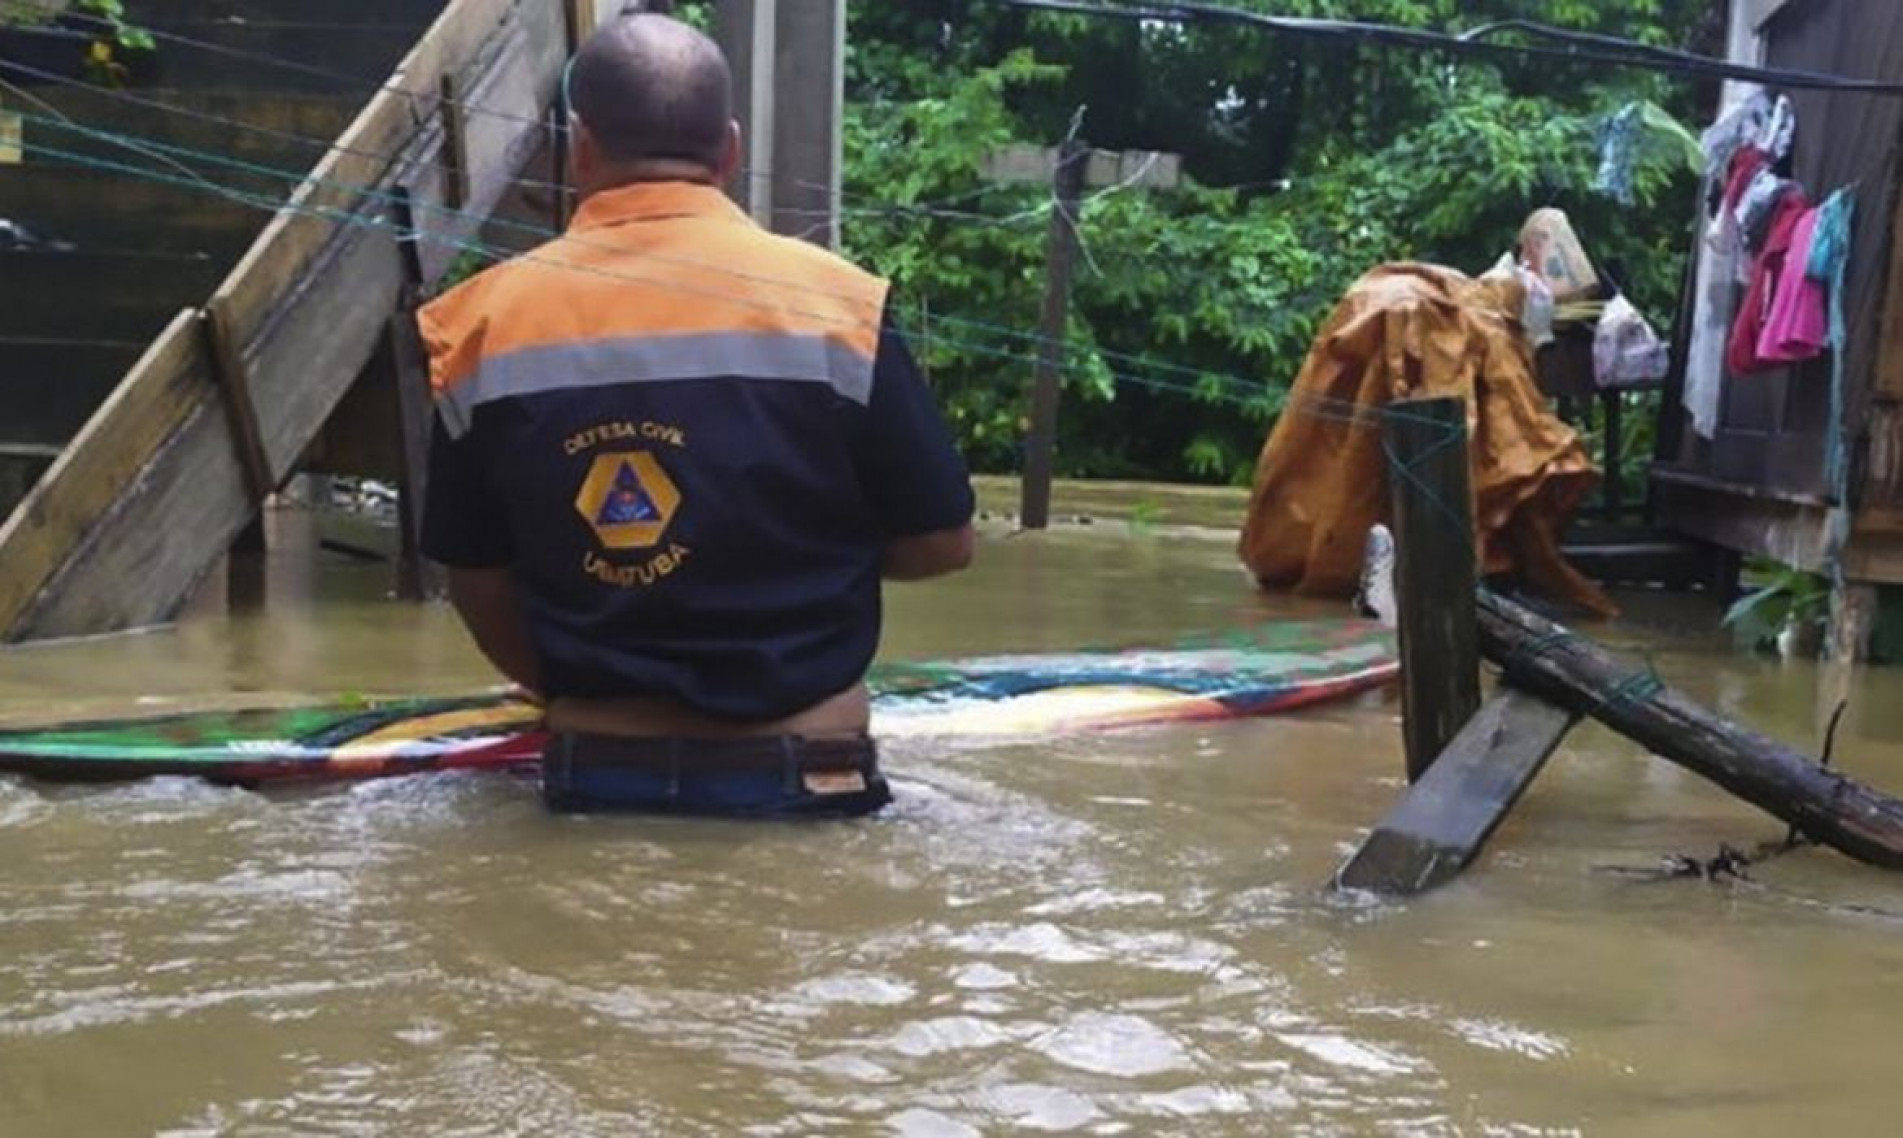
xmin=1385 ymin=396 xmax=1481 ymax=782
xmin=1477 ymin=589 xmax=1903 ymax=869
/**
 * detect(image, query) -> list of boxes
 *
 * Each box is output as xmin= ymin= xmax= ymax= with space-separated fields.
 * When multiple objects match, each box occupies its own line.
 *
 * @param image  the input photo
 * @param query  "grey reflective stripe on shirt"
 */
xmin=436 ymin=331 xmax=877 ymax=438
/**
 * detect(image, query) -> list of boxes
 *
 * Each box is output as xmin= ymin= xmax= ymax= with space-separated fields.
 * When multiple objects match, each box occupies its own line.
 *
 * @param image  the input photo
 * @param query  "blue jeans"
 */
xmin=541 ymin=732 xmax=892 ymax=819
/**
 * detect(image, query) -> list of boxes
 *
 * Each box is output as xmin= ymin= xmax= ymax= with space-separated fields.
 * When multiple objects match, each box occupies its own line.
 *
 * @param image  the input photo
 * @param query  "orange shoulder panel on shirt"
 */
xmin=418 ymin=183 xmax=889 ymax=400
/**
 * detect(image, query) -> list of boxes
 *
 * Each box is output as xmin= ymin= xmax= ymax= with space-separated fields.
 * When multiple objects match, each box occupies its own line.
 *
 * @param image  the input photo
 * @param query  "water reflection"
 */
xmin=1 ymin=520 xmax=1902 ymax=1133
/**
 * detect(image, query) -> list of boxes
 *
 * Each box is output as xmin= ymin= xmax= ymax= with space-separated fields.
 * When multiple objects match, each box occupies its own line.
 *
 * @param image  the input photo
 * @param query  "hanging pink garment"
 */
xmin=1757 ymin=206 xmax=1829 ymax=365
xmin=1727 ymin=190 xmax=1810 ymax=376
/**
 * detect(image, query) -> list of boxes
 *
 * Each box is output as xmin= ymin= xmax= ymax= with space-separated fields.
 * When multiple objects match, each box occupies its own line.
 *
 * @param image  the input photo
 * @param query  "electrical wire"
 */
xmin=17 ymin=130 xmax=1294 ymax=416
xmin=1002 ymin=0 xmax=1903 ymax=95
xmin=12 ymin=106 xmax=1254 ymax=402
xmin=0 ymin=50 xmax=1022 ymax=222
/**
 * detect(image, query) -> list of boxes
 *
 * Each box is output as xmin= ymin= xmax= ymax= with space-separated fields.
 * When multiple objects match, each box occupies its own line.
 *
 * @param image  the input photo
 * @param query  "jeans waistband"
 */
xmin=539 ymin=733 xmax=888 ymax=818
xmin=544 ymin=733 xmax=877 ymax=777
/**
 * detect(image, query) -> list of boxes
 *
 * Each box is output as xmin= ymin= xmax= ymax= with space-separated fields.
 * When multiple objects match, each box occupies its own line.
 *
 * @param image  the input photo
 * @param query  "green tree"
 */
xmin=1 ymin=0 xmax=153 ymax=84
xmin=840 ymin=0 xmax=1718 ymax=485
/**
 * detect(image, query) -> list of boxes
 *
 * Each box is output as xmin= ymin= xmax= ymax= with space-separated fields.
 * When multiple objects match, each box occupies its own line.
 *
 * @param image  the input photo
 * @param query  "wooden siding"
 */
xmin=1693 ymin=0 xmax=1903 ymax=500
xmin=1658 ymin=0 xmax=1903 ymax=582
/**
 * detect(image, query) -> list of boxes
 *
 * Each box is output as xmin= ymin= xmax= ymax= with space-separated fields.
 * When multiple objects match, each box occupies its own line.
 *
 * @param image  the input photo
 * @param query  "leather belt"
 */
xmin=544 ymin=732 xmax=877 ymax=776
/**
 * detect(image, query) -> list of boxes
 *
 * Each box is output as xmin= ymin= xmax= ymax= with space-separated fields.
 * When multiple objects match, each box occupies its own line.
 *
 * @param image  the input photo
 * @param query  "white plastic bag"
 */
xmin=1488 ymin=252 xmax=1556 ymax=349
xmin=1593 ymin=294 xmax=1670 ymax=388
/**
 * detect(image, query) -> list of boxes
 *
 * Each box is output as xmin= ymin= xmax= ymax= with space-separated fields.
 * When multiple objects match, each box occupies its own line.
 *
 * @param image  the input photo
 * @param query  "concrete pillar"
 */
xmin=769 ymin=0 xmax=845 ymax=248
xmin=716 ymin=0 xmax=778 ymax=225
xmin=716 ymin=0 xmax=843 ymax=248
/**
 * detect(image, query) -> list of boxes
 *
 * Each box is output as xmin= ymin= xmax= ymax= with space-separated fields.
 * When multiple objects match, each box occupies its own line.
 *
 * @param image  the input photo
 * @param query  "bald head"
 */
xmin=568 ymin=14 xmax=734 ymax=172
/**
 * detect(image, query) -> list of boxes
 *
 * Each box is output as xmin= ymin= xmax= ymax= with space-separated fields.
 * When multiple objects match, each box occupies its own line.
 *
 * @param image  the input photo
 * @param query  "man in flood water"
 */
xmin=416 ymin=12 xmax=976 ymax=818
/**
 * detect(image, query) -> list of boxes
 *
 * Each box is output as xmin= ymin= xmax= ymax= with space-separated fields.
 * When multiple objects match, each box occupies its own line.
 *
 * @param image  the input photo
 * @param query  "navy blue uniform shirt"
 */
xmin=421 ymin=302 xmax=974 ymax=722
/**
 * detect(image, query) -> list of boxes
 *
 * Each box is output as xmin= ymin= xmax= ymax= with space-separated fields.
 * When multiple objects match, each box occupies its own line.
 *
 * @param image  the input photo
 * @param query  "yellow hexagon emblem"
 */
xmin=574 ymin=450 xmax=681 ymax=550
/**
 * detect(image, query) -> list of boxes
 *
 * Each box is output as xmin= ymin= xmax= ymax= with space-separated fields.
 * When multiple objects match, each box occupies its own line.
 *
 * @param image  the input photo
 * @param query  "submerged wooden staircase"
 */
xmin=0 ymin=0 xmax=611 ymax=641
xmin=0 ymin=0 xmax=438 ymax=505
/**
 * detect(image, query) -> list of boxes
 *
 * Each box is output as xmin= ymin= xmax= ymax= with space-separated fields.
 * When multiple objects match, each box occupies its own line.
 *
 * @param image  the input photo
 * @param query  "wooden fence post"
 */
xmin=1385 ymin=395 xmax=1481 ymax=782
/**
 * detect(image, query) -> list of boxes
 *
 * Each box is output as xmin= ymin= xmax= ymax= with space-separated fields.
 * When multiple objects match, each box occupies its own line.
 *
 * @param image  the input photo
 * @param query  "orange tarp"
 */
xmin=1238 ymin=263 xmax=1616 ymax=617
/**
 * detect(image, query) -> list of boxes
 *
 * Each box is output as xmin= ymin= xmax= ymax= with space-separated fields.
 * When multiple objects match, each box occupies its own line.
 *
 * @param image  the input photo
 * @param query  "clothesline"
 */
xmin=1678 ymin=84 xmax=1859 ymax=581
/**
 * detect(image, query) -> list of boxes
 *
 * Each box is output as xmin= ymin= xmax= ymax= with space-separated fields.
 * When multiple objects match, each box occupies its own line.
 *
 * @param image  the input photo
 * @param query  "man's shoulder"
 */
xmin=418 ymin=238 xmax=571 ymax=337
xmin=740 ymin=226 xmax=888 ymax=295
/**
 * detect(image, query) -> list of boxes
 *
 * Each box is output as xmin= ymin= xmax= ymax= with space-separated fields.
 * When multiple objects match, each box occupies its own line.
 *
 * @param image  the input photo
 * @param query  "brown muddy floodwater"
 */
xmin=3 ymin=516 xmax=1903 ymax=1136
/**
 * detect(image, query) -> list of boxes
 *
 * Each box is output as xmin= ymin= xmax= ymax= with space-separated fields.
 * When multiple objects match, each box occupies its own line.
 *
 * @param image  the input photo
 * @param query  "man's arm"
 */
xmin=856 ymin=303 xmax=978 ymax=577
xmin=446 ymin=566 xmax=543 ymax=694
xmin=882 ymin=524 xmax=975 ymax=581
xmin=420 ymin=407 xmax=541 ymax=690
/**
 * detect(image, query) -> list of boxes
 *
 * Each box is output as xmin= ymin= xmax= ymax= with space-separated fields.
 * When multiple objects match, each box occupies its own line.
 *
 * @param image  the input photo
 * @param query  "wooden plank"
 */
xmin=209 ymin=0 xmax=520 ymax=340
xmin=0 ymin=311 xmax=206 ymax=633
xmin=13 ymin=222 xmax=409 ymax=640
xmin=1385 ymin=396 xmax=1481 ymax=783
xmin=1842 ymin=530 xmax=1903 ymax=585
xmin=0 ymin=0 xmax=563 ymax=642
xmin=1652 ymin=477 xmax=1832 ymax=573
xmin=1335 ymin=688 xmax=1577 ymax=895
xmin=1651 ymin=462 xmax=1831 ymax=508
xmin=249 ymin=229 xmax=409 ymax=497
xmin=412 ymin=0 xmax=569 ymax=282
xmin=439 ymin=75 xmax=471 ymax=210
xmin=1478 ymin=588 xmax=1903 ymax=870
xmin=198 ymin=297 xmax=276 ymax=503
xmin=1870 ymin=124 xmax=1903 ymax=404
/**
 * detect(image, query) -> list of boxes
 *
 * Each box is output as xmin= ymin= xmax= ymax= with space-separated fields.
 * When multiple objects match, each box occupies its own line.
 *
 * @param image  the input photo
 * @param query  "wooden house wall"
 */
xmin=1670 ymin=0 xmax=1903 ymax=502
xmin=1769 ymin=0 xmax=1903 ymax=504
xmin=1655 ymin=0 xmax=1903 ymax=584
xmin=0 ymin=0 xmax=446 ymax=462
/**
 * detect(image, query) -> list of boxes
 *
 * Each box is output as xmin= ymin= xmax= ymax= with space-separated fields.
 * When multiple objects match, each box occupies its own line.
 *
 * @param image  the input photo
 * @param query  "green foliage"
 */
xmin=1724 ymin=558 xmax=1830 ymax=653
xmin=1127 ymin=498 xmax=1164 ymax=536
xmin=840 ymin=0 xmax=1716 ymax=485
xmin=1 ymin=0 xmax=154 ymax=84
xmin=75 ymin=0 xmax=151 ymax=52
xmin=440 ymin=248 xmax=488 ymax=291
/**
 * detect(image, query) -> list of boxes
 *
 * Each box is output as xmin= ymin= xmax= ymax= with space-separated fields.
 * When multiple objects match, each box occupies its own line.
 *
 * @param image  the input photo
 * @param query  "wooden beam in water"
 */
xmin=1385 ymin=395 xmax=1481 ymax=782
xmin=1477 ymin=588 xmax=1903 ymax=870
xmin=1335 ymin=687 xmax=1577 ymax=895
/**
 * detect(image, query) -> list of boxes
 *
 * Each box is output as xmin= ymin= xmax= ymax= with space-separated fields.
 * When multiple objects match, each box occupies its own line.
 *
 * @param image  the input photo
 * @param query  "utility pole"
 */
xmin=982 ymin=141 xmax=1182 ymax=529
xmin=1021 ymin=138 xmax=1087 ymax=531
xmin=715 ymin=0 xmax=844 ymax=248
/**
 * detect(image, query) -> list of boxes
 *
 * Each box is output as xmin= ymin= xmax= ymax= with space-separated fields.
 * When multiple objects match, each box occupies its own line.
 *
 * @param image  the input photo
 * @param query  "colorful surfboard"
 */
xmin=0 ymin=620 xmax=1396 ymax=786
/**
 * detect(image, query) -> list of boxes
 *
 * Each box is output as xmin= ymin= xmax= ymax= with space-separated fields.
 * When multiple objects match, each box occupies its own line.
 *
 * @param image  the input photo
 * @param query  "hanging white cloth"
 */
xmin=1682 ymin=88 xmax=1801 ymax=441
